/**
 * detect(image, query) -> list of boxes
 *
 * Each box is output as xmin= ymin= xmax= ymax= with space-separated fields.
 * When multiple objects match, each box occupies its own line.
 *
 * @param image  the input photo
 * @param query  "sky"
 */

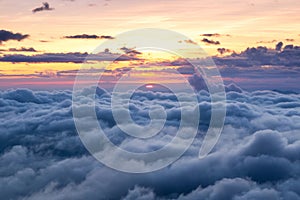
xmin=1 ymin=1 xmax=300 ymax=199
xmin=0 ymin=0 xmax=300 ymax=91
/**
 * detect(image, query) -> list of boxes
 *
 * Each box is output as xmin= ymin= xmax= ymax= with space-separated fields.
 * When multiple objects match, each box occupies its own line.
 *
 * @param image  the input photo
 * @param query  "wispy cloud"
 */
xmin=32 ymin=2 xmax=54 ymax=13
xmin=285 ymin=38 xmax=295 ymax=42
xmin=256 ymin=40 xmax=277 ymax=44
xmin=8 ymin=47 xmax=37 ymax=52
xmin=200 ymin=33 xmax=230 ymax=37
xmin=201 ymin=38 xmax=220 ymax=45
xmin=120 ymin=47 xmax=142 ymax=55
xmin=100 ymin=35 xmax=114 ymax=39
xmin=0 ymin=51 xmax=140 ymax=63
xmin=64 ymin=34 xmax=114 ymax=39
xmin=178 ymin=39 xmax=197 ymax=45
xmin=200 ymin=33 xmax=221 ymax=37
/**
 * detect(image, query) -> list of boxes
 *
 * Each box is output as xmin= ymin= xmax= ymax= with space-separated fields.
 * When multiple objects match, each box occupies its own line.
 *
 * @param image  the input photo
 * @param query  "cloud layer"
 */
xmin=214 ymin=43 xmax=300 ymax=67
xmin=0 ymin=86 xmax=299 ymax=199
xmin=0 ymin=51 xmax=140 ymax=63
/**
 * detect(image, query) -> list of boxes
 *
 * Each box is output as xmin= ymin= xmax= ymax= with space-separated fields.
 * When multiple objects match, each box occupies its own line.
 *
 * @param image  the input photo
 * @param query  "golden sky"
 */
xmin=0 ymin=0 xmax=300 ymax=90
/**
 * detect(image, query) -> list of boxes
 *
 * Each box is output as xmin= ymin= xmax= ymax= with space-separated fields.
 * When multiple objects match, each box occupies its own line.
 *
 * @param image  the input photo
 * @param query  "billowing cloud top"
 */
xmin=0 ymin=86 xmax=299 ymax=199
xmin=214 ymin=43 xmax=300 ymax=67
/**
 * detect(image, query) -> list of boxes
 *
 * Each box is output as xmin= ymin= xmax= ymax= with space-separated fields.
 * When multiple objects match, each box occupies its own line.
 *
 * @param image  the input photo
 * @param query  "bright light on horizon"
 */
xmin=145 ymin=84 xmax=154 ymax=89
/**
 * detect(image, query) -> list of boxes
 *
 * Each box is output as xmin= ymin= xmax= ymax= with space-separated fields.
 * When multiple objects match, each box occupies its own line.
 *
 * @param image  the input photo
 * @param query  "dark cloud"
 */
xmin=283 ymin=44 xmax=294 ymax=50
xmin=120 ymin=47 xmax=142 ymax=55
xmin=217 ymin=48 xmax=233 ymax=55
xmin=64 ymin=34 xmax=99 ymax=39
xmin=100 ymin=35 xmax=114 ymax=39
xmin=0 ymin=51 xmax=140 ymax=63
xmin=200 ymin=33 xmax=221 ymax=37
xmin=214 ymin=43 xmax=300 ymax=67
xmin=275 ymin=42 xmax=283 ymax=51
xmin=0 ymin=87 xmax=299 ymax=199
xmin=64 ymin=34 xmax=114 ymax=39
xmin=176 ymin=65 xmax=195 ymax=75
xmin=8 ymin=47 xmax=37 ymax=52
xmin=0 ymin=52 xmax=88 ymax=63
xmin=187 ymin=74 xmax=243 ymax=93
xmin=201 ymin=38 xmax=220 ymax=45
xmin=0 ymin=30 xmax=29 ymax=44
xmin=200 ymin=33 xmax=231 ymax=37
xmin=201 ymin=33 xmax=221 ymax=37
xmin=32 ymin=2 xmax=54 ymax=13
xmin=188 ymin=73 xmax=208 ymax=91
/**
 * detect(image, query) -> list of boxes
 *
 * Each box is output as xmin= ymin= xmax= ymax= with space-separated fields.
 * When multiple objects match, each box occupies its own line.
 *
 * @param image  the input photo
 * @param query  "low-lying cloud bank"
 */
xmin=0 ymin=86 xmax=299 ymax=199
xmin=214 ymin=43 xmax=300 ymax=67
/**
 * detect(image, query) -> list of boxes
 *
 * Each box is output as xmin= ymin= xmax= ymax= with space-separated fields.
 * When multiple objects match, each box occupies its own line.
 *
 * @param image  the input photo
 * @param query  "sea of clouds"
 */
xmin=0 ymin=85 xmax=299 ymax=200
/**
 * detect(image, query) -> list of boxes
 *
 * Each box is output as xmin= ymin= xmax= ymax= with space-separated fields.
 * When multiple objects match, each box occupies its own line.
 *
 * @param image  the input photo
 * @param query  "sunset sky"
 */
xmin=0 ymin=0 xmax=300 ymax=90
xmin=1 ymin=1 xmax=300 ymax=199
